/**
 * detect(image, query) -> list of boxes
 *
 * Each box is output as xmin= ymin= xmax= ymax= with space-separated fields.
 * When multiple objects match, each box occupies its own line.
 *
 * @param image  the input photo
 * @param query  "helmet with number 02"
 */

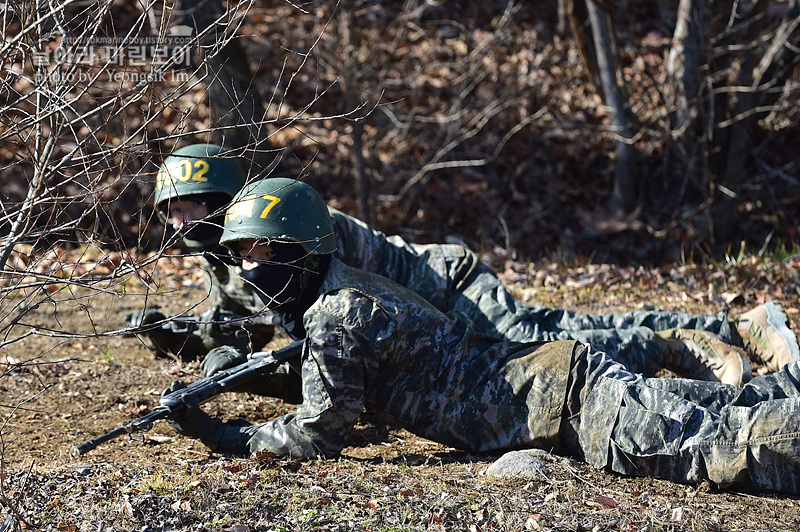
xmin=154 ymin=144 xmax=246 ymax=211
xmin=220 ymin=177 xmax=336 ymax=255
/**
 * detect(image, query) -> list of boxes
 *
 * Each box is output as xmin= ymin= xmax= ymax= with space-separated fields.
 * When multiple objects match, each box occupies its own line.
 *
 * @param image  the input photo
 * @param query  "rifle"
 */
xmin=71 ymin=339 xmax=304 ymax=457
xmin=125 ymin=309 xmax=281 ymax=336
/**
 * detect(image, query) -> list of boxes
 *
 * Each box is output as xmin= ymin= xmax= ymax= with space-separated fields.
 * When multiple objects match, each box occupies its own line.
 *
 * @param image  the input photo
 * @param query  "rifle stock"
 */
xmin=71 ymin=339 xmax=304 ymax=457
xmin=165 ymin=312 xmax=281 ymax=334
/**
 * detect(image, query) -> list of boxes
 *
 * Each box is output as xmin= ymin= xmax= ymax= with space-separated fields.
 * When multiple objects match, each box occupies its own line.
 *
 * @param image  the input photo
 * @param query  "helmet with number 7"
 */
xmin=155 ymin=144 xmax=246 ymax=210
xmin=219 ymin=177 xmax=336 ymax=255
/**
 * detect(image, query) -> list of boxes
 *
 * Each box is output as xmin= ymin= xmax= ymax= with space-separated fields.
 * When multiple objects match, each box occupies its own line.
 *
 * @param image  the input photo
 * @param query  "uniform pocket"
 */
xmin=611 ymin=385 xmax=697 ymax=457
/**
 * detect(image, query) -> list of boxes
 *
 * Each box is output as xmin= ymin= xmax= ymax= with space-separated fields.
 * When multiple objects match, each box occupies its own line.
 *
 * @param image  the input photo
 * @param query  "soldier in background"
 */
xmin=164 ymin=177 xmax=800 ymax=495
xmin=128 ymin=144 xmax=274 ymax=361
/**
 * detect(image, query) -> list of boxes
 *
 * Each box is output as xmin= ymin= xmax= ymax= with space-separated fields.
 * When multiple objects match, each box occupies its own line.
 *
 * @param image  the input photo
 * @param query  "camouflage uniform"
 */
xmin=242 ymin=259 xmax=572 ymax=457
xmin=329 ymin=209 xmax=732 ymax=376
xmin=563 ymin=342 xmax=800 ymax=493
xmin=233 ymin=259 xmax=800 ymax=494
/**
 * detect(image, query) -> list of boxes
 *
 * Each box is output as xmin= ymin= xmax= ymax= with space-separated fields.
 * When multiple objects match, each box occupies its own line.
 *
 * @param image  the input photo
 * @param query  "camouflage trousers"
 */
xmin=453 ymin=268 xmax=733 ymax=376
xmin=560 ymin=342 xmax=800 ymax=494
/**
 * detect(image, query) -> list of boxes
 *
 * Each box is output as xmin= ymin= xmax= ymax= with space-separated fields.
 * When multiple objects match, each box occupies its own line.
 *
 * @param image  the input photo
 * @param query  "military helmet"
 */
xmin=220 ymin=178 xmax=336 ymax=255
xmin=154 ymin=144 xmax=246 ymax=209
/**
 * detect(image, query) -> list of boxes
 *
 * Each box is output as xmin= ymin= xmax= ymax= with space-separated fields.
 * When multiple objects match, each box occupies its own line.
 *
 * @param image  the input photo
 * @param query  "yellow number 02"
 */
xmin=192 ymin=160 xmax=210 ymax=182
xmin=259 ymin=194 xmax=281 ymax=218
xmin=157 ymin=159 xmax=210 ymax=187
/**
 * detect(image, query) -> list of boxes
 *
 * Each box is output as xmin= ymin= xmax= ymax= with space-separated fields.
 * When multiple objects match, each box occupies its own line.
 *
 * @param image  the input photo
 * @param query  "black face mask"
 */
xmin=162 ymin=194 xmax=229 ymax=251
xmin=180 ymin=218 xmax=224 ymax=250
xmin=240 ymin=243 xmax=310 ymax=312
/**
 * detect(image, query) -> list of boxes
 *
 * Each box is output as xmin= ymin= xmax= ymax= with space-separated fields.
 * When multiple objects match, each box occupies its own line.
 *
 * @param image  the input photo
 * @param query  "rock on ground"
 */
xmin=485 ymin=449 xmax=552 ymax=479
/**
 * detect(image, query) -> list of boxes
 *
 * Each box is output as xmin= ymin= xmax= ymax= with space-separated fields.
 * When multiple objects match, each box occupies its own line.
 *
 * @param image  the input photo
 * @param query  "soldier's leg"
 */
xmin=450 ymin=268 xmax=780 ymax=385
xmin=642 ymin=371 xmax=739 ymax=413
xmin=560 ymin=343 xmax=800 ymax=494
xmin=454 ymin=273 xmax=747 ymax=382
xmin=524 ymin=303 xmax=799 ymax=374
xmin=506 ymin=303 xmax=733 ymax=343
xmin=554 ymin=327 xmax=749 ymax=385
xmin=452 ymin=268 xmax=733 ymax=344
xmin=554 ymin=327 xmax=664 ymax=376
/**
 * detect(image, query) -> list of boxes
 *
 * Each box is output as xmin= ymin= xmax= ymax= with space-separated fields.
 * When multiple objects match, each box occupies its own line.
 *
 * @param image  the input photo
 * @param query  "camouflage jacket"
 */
xmin=241 ymin=258 xmax=573 ymax=458
xmin=328 ymin=209 xmax=509 ymax=331
xmin=330 ymin=207 xmax=485 ymax=308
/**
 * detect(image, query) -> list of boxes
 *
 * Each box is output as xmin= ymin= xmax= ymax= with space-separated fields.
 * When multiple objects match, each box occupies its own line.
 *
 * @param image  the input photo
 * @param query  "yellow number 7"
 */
xmin=259 ymin=194 xmax=281 ymax=218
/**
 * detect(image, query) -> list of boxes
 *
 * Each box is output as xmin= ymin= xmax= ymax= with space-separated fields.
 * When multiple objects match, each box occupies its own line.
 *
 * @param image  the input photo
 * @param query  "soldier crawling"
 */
xmin=164 ymin=178 xmax=800 ymax=494
xmin=137 ymin=147 xmax=797 ymax=385
xmin=128 ymin=144 xmax=275 ymax=361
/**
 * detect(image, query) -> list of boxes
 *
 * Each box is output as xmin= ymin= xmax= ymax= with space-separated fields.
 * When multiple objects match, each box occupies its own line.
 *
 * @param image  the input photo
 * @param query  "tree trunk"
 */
xmin=664 ymin=0 xmax=708 ymax=210
xmin=180 ymin=0 xmax=274 ymax=179
xmin=337 ymin=0 xmax=373 ymax=225
xmin=586 ymin=1 xmax=637 ymax=213
xmin=712 ymin=1 xmax=768 ymax=244
xmin=565 ymin=0 xmax=602 ymax=92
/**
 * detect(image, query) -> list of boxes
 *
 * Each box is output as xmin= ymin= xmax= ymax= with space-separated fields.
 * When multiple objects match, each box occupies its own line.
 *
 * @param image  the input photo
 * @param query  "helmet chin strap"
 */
xmin=299 ymin=254 xmax=320 ymax=292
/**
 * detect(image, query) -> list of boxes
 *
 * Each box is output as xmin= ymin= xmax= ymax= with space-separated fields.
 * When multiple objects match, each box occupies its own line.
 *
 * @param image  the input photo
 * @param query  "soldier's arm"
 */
xmin=238 ymin=292 xmax=394 ymax=458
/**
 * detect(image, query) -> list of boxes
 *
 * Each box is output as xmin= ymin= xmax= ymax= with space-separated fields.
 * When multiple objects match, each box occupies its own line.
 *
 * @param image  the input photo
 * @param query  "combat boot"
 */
xmin=656 ymin=329 xmax=751 ymax=386
xmin=733 ymin=302 xmax=800 ymax=373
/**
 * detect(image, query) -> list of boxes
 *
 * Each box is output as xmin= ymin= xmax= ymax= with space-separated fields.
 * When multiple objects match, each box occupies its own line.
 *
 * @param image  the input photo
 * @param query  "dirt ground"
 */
xmin=2 ymin=259 xmax=800 ymax=531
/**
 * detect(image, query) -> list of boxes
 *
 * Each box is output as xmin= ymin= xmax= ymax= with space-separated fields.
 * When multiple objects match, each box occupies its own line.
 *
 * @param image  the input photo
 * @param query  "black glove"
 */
xmin=126 ymin=309 xmax=155 ymax=329
xmin=127 ymin=308 xmax=170 ymax=357
xmin=201 ymin=345 xmax=248 ymax=378
xmin=127 ymin=309 xmax=208 ymax=361
xmin=161 ymin=380 xmax=249 ymax=453
xmin=197 ymin=305 xmax=228 ymax=350
xmin=163 ymin=380 xmax=224 ymax=441
xmin=197 ymin=306 xmax=277 ymax=352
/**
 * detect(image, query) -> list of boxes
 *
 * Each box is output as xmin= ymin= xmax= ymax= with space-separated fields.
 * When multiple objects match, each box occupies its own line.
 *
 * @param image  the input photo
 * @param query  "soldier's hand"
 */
xmin=161 ymin=380 xmax=251 ymax=454
xmin=127 ymin=309 xmax=175 ymax=357
xmin=197 ymin=306 xmax=250 ymax=351
xmin=247 ymin=318 xmax=276 ymax=351
xmin=125 ymin=308 xmax=165 ymax=328
xmin=162 ymin=380 xmax=223 ymax=443
xmin=197 ymin=306 xmax=223 ymax=341
xmin=162 ymin=379 xmax=188 ymax=397
xmin=201 ymin=346 xmax=248 ymax=378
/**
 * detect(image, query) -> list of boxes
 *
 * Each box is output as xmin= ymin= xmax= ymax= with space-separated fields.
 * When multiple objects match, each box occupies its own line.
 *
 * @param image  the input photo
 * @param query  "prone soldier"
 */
xmin=327 ymin=208 xmax=798 ymax=383
xmin=202 ymin=176 xmax=798 ymax=385
xmin=128 ymin=144 xmax=274 ymax=361
xmin=164 ymin=178 xmax=800 ymax=495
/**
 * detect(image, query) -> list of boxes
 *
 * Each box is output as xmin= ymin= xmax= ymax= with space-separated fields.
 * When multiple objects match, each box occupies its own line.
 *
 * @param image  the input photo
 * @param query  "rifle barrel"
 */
xmin=70 ymin=339 xmax=304 ymax=457
xmin=71 ymin=408 xmax=166 ymax=457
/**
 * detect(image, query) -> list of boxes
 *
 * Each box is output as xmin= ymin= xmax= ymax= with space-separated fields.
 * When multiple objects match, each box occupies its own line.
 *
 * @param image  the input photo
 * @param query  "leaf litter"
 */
xmin=1 ymin=252 xmax=799 ymax=530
